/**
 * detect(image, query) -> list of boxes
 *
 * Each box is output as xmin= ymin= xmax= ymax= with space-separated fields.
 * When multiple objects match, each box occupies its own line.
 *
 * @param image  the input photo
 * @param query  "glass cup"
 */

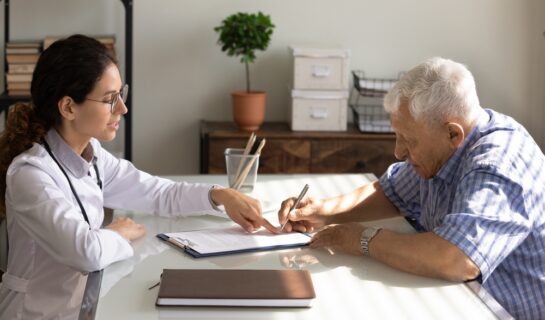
xmin=224 ymin=148 xmax=259 ymax=193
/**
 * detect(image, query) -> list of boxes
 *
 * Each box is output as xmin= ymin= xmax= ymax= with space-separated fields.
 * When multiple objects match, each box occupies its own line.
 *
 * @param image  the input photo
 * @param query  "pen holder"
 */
xmin=225 ymin=148 xmax=259 ymax=193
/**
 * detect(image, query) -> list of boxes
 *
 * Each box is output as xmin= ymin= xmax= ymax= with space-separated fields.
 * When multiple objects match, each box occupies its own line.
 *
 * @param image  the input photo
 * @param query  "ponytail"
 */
xmin=0 ymin=103 xmax=48 ymax=219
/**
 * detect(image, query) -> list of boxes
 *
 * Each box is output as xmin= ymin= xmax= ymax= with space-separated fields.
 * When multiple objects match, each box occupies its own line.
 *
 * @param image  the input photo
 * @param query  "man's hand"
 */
xmin=310 ymin=223 xmax=366 ymax=256
xmin=278 ymin=196 xmax=331 ymax=233
xmin=105 ymin=217 xmax=146 ymax=241
xmin=210 ymin=188 xmax=278 ymax=234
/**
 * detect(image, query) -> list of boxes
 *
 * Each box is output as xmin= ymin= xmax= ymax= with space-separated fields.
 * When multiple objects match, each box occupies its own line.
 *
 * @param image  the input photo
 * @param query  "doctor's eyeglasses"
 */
xmin=86 ymin=84 xmax=129 ymax=113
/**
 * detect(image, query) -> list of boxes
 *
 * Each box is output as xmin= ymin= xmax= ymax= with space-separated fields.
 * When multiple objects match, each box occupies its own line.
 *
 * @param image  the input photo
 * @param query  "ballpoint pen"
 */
xmin=280 ymin=184 xmax=309 ymax=231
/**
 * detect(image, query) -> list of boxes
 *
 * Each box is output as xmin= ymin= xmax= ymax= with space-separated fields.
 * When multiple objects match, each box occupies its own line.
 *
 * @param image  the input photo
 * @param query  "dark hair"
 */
xmin=0 ymin=34 xmax=117 ymax=218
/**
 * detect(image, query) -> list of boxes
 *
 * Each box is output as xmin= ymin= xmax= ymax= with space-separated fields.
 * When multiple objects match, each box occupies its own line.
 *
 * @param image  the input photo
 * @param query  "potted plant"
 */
xmin=214 ymin=11 xmax=274 ymax=131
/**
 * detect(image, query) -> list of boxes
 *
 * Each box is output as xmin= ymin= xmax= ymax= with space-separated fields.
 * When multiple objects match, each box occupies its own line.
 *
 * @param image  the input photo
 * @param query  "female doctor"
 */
xmin=0 ymin=34 xmax=277 ymax=319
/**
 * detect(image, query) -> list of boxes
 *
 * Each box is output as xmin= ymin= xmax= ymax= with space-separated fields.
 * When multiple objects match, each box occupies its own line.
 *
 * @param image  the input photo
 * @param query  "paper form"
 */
xmin=165 ymin=226 xmax=311 ymax=255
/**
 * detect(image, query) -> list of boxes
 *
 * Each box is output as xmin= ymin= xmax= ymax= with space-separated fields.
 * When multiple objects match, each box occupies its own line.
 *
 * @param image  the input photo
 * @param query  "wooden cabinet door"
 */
xmin=310 ymin=139 xmax=398 ymax=177
xmin=208 ymin=139 xmax=310 ymax=173
xmin=259 ymin=139 xmax=310 ymax=173
xmin=207 ymin=139 xmax=245 ymax=173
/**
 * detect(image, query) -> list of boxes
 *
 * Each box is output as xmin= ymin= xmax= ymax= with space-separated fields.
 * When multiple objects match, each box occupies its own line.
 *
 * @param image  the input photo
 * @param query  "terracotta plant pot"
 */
xmin=231 ymin=91 xmax=266 ymax=131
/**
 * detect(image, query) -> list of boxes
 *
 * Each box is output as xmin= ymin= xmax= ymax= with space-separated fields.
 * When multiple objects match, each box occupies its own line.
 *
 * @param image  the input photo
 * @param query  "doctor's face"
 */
xmin=72 ymin=63 xmax=127 ymax=142
xmin=390 ymin=101 xmax=454 ymax=179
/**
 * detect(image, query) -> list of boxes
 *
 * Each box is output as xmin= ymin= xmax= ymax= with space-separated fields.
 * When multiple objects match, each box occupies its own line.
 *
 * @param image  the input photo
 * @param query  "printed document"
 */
xmin=164 ymin=226 xmax=311 ymax=255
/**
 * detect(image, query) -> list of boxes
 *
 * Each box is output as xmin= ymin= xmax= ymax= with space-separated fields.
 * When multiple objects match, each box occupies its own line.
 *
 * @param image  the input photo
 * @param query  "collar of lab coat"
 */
xmin=44 ymin=129 xmax=97 ymax=179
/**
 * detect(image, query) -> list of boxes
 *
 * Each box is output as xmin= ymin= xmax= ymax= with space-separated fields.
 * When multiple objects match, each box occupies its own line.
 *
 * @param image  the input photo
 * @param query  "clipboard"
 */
xmin=156 ymin=227 xmax=311 ymax=258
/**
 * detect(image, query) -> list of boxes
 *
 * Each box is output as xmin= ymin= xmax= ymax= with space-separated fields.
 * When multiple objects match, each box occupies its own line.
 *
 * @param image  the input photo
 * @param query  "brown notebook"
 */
xmin=156 ymin=269 xmax=316 ymax=307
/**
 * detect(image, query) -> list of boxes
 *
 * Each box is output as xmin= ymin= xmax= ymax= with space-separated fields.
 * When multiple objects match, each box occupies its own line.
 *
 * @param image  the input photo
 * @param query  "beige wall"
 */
xmin=2 ymin=0 xmax=545 ymax=174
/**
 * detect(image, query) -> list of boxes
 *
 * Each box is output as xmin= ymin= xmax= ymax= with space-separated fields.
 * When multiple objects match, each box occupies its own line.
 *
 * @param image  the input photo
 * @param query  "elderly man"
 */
xmin=278 ymin=57 xmax=545 ymax=319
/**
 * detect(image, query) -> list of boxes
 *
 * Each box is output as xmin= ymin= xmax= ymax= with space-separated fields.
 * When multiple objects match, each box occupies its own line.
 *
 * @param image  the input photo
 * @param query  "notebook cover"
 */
xmin=156 ymin=269 xmax=316 ymax=307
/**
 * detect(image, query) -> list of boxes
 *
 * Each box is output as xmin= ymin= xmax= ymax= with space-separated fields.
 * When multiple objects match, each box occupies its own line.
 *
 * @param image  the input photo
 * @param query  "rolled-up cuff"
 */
xmin=208 ymin=185 xmax=225 ymax=212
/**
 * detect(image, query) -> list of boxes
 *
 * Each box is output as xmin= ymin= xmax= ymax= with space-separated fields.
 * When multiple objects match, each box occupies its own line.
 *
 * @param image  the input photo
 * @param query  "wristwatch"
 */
xmin=360 ymin=227 xmax=381 ymax=256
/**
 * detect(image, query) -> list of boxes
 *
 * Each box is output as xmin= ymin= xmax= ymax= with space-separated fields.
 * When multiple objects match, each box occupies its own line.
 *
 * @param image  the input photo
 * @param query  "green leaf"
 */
xmin=214 ymin=12 xmax=275 ymax=92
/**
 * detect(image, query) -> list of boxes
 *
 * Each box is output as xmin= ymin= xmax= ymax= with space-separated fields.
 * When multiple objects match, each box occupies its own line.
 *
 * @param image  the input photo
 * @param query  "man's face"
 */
xmin=390 ymin=102 xmax=455 ymax=179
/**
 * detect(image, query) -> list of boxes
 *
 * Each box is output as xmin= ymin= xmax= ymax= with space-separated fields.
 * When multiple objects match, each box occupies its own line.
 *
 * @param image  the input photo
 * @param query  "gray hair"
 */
xmin=384 ymin=57 xmax=481 ymax=125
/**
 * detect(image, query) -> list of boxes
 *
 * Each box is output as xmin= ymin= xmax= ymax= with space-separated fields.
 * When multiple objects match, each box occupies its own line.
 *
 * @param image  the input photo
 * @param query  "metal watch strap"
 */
xmin=360 ymin=227 xmax=381 ymax=256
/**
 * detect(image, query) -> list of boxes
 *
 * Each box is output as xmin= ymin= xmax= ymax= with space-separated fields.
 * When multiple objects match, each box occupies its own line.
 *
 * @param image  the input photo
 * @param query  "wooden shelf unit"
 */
xmin=200 ymin=121 xmax=398 ymax=177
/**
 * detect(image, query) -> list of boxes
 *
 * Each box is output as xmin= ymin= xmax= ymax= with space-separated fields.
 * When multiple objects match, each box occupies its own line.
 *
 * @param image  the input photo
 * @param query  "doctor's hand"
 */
xmin=210 ymin=188 xmax=278 ymax=234
xmin=310 ymin=223 xmax=365 ymax=256
xmin=278 ymin=196 xmax=331 ymax=233
xmin=105 ymin=217 xmax=146 ymax=241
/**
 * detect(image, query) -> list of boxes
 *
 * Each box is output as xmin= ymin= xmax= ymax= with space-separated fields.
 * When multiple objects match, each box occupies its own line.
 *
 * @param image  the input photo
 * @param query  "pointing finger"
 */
xmin=258 ymin=216 xmax=279 ymax=234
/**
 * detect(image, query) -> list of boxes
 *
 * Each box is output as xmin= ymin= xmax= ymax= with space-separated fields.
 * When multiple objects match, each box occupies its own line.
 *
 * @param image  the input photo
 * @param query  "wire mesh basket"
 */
xmin=350 ymin=70 xmax=398 ymax=133
xmin=352 ymin=70 xmax=397 ymax=97
xmin=350 ymin=102 xmax=394 ymax=133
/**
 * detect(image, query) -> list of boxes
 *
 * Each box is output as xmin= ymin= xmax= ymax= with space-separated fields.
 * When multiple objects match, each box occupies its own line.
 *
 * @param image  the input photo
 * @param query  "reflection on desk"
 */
xmin=94 ymin=174 xmax=508 ymax=320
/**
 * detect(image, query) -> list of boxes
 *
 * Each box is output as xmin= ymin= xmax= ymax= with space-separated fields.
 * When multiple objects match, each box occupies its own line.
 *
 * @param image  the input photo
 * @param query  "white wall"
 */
xmin=2 ymin=0 xmax=545 ymax=174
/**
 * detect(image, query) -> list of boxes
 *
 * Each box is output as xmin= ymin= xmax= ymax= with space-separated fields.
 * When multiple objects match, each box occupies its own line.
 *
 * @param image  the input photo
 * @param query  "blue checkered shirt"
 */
xmin=379 ymin=108 xmax=545 ymax=320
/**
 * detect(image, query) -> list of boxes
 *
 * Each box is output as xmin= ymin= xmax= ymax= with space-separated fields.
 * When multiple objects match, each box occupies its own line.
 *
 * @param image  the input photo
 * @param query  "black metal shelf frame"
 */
xmin=0 ymin=0 xmax=133 ymax=161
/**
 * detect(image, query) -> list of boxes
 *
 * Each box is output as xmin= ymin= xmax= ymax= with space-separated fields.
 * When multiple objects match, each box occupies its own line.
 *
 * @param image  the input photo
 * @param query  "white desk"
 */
xmin=93 ymin=174 xmax=509 ymax=320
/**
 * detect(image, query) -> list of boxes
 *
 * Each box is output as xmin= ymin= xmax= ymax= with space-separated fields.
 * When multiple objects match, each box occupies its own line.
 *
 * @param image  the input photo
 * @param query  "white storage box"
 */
xmin=291 ymin=47 xmax=350 ymax=90
xmin=291 ymin=90 xmax=349 ymax=131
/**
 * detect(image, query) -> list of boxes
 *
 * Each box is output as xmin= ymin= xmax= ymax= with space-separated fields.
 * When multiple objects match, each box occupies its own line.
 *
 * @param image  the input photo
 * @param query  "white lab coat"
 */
xmin=0 ymin=219 xmax=6 ymax=272
xmin=0 ymin=130 xmax=220 ymax=319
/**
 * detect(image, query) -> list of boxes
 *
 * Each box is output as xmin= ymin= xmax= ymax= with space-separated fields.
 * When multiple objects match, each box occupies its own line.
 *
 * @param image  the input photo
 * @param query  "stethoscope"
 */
xmin=43 ymin=141 xmax=102 ymax=226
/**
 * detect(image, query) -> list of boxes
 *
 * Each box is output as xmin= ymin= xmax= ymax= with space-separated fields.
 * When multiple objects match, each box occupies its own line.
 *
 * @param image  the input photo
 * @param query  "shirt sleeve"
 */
xmin=6 ymin=164 xmax=133 ymax=272
xmin=379 ymin=161 xmax=422 ymax=219
xmin=99 ymin=147 xmax=224 ymax=216
xmin=433 ymin=167 xmax=531 ymax=282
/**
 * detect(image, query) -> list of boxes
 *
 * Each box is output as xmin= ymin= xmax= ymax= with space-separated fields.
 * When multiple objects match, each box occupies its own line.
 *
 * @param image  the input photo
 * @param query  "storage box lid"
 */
xmin=292 ymin=89 xmax=349 ymax=99
xmin=290 ymin=47 xmax=351 ymax=58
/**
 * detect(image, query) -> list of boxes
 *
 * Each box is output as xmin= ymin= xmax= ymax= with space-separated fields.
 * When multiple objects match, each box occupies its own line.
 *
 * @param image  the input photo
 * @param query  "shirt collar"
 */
xmin=44 ymin=129 xmax=97 ymax=178
xmin=434 ymin=109 xmax=491 ymax=183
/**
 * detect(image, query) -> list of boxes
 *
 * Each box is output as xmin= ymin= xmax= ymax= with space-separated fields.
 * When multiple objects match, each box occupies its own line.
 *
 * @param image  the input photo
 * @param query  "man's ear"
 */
xmin=58 ymin=96 xmax=76 ymax=120
xmin=446 ymin=122 xmax=465 ymax=148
